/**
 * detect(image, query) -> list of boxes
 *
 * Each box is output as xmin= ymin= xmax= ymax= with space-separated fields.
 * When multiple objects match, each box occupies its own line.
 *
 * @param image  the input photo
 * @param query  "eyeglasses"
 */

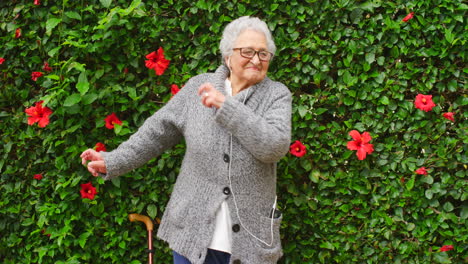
xmin=233 ymin=47 xmax=273 ymax=62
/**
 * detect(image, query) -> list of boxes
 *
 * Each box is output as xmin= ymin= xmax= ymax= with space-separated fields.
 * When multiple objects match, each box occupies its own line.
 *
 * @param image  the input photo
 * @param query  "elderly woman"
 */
xmin=80 ymin=16 xmax=291 ymax=264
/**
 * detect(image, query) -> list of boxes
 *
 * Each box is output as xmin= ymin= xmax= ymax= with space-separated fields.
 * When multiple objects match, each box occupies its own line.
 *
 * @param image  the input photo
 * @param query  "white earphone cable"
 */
xmin=226 ymin=90 xmax=276 ymax=247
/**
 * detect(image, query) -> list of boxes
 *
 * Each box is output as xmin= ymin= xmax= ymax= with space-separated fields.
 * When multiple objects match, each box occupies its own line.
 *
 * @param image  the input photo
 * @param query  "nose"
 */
xmin=250 ymin=54 xmax=261 ymax=65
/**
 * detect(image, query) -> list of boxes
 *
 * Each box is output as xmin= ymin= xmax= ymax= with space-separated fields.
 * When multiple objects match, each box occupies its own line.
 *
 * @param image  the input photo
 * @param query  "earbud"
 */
xmin=227 ymin=57 xmax=232 ymax=71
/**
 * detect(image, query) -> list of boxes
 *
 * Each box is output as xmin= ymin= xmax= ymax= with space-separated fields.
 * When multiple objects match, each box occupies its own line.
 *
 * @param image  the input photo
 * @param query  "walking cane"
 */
xmin=129 ymin=213 xmax=157 ymax=264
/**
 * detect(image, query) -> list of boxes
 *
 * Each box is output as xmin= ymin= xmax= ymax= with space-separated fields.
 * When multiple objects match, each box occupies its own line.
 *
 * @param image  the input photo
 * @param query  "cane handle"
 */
xmin=129 ymin=213 xmax=153 ymax=231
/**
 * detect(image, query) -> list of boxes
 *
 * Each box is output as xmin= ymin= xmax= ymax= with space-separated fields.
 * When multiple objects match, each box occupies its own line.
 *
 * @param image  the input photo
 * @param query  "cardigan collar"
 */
xmin=213 ymin=65 xmax=270 ymax=106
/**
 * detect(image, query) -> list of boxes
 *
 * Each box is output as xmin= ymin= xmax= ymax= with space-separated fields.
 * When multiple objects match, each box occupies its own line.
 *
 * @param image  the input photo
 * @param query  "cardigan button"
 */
xmin=232 ymin=224 xmax=240 ymax=232
xmin=223 ymin=154 xmax=230 ymax=163
xmin=233 ymin=260 xmax=241 ymax=264
xmin=223 ymin=187 xmax=231 ymax=195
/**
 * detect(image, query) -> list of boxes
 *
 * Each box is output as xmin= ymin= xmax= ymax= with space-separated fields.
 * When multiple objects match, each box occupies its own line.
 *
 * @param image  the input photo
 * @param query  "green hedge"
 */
xmin=1 ymin=0 xmax=466 ymax=263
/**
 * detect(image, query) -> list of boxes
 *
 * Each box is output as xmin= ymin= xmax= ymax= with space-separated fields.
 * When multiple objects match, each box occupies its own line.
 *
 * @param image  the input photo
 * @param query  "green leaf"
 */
xmin=461 ymin=206 xmax=468 ymax=220
xmin=350 ymin=8 xmax=363 ymax=24
xmin=78 ymin=232 xmax=91 ymax=248
xmin=48 ymin=46 xmax=61 ymax=57
xmin=425 ymin=189 xmax=434 ymax=199
xmin=46 ymin=18 xmax=62 ymax=36
xmin=82 ymin=93 xmax=98 ymax=105
xmin=365 ymin=53 xmax=375 ymax=64
xmin=298 ymin=105 xmax=308 ymax=118
xmin=443 ymin=202 xmax=454 ymax=212
xmin=65 ymin=11 xmax=82 ymax=20
xmin=433 ymin=253 xmax=452 ymax=264
xmin=300 ymin=159 xmax=312 ymax=171
xmin=309 ymin=170 xmax=320 ymax=183
xmin=147 ymin=204 xmax=157 ymax=219
xmin=45 ymin=74 xmax=60 ymax=80
xmin=444 ymin=28 xmax=454 ymax=44
xmin=420 ymin=175 xmax=434 ymax=184
xmin=314 ymin=108 xmax=327 ymax=115
xmin=406 ymin=176 xmax=415 ymax=191
xmin=100 ymin=0 xmax=112 ymax=8
xmin=379 ymin=96 xmax=390 ymax=105
xmin=63 ymin=93 xmax=82 ymax=107
xmin=360 ymin=1 xmax=380 ymax=12
xmin=76 ymin=71 xmax=89 ymax=95
xmin=320 ymin=241 xmax=335 ymax=250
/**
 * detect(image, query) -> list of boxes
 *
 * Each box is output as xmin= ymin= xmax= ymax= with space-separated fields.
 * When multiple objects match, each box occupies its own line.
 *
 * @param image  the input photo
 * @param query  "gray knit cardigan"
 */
xmin=101 ymin=65 xmax=292 ymax=264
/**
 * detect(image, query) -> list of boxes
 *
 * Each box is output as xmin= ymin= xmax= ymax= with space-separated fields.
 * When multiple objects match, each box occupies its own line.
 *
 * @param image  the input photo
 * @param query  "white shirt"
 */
xmin=207 ymin=78 xmax=238 ymax=253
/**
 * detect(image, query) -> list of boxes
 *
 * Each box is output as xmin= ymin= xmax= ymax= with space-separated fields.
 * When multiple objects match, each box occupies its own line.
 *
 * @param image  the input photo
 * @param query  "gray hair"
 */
xmin=219 ymin=16 xmax=276 ymax=63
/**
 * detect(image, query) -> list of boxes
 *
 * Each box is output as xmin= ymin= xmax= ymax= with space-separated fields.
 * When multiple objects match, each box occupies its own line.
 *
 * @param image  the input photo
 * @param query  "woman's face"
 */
xmin=227 ymin=29 xmax=270 ymax=86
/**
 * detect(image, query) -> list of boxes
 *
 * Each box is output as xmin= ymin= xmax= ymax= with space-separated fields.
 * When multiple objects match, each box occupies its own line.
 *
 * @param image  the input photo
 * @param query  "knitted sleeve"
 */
xmin=99 ymin=81 xmax=192 ymax=179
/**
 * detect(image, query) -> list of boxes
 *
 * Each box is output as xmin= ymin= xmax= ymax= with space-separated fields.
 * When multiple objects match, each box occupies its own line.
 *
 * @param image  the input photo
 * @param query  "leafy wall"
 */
xmin=0 ymin=0 xmax=466 ymax=263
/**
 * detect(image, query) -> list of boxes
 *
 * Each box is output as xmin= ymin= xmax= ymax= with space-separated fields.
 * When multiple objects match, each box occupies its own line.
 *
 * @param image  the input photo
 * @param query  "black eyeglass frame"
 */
xmin=232 ymin=47 xmax=274 ymax=62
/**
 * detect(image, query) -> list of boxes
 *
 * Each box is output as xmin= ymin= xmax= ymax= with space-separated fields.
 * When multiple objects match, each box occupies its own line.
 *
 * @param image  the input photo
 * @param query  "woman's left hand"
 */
xmin=198 ymin=83 xmax=225 ymax=109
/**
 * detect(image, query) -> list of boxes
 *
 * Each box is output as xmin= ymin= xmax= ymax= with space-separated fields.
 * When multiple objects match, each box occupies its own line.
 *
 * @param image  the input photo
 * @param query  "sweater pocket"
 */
xmin=256 ymin=214 xmax=283 ymax=261
xmin=258 ymin=214 xmax=282 ymax=249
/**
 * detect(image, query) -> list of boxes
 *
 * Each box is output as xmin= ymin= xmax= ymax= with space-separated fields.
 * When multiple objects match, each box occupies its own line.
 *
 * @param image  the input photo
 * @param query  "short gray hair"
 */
xmin=219 ymin=16 xmax=276 ymax=62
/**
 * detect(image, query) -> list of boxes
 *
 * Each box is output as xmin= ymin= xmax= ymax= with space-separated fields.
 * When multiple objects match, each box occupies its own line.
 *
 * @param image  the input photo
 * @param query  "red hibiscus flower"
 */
xmin=95 ymin=142 xmax=106 ymax=152
xmin=15 ymin=28 xmax=21 ymax=38
xmin=442 ymin=112 xmax=455 ymax=122
xmin=290 ymin=140 xmax=307 ymax=157
xmin=346 ymin=130 xmax=374 ymax=160
xmin=402 ymin=12 xmax=414 ymax=22
xmin=415 ymin=167 xmax=428 ymax=175
xmin=105 ymin=112 xmax=122 ymax=129
xmin=145 ymin=47 xmax=170 ymax=76
xmin=34 ymin=0 xmax=40 ymax=5
xmin=31 ymin=71 xmax=43 ymax=81
xmin=34 ymin=174 xmax=43 ymax=180
xmin=43 ymin=62 xmax=52 ymax=72
xmin=440 ymin=245 xmax=454 ymax=252
xmin=0 ymin=58 xmax=5 ymax=64
xmin=80 ymin=182 xmax=97 ymax=200
xmin=414 ymin=94 xmax=436 ymax=112
xmin=25 ymin=101 xmax=53 ymax=128
xmin=171 ymin=84 xmax=180 ymax=96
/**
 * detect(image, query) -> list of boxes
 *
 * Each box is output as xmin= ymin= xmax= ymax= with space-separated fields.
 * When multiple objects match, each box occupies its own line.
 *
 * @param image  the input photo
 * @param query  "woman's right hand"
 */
xmin=80 ymin=149 xmax=107 ymax=177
